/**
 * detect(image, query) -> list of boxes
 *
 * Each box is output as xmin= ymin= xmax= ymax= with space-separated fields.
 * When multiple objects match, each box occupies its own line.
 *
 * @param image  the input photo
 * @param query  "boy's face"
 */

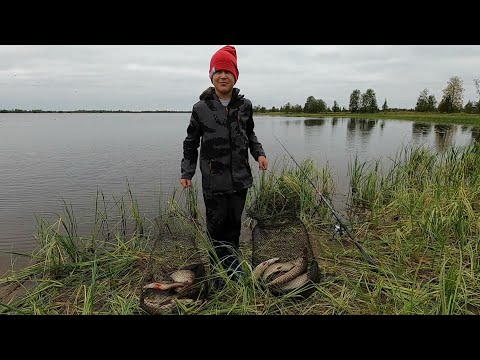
xmin=212 ymin=70 xmax=235 ymax=96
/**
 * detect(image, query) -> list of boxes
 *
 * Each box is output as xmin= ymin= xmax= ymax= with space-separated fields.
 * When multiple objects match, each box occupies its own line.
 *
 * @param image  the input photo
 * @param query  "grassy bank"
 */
xmin=257 ymin=111 xmax=480 ymax=126
xmin=1 ymin=142 xmax=480 ymax=314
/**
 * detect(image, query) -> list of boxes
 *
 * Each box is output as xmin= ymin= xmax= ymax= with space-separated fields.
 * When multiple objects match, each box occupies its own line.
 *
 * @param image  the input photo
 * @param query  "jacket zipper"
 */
xmin=226 ymin=106 xmax=235 ymax=190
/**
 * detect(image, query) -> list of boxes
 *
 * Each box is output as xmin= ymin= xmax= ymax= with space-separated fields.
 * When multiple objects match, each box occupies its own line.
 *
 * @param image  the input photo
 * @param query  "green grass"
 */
xmin=258 ymin=111 xmax=480 ymax=125
xmin=2 ymin=142 xmax=480 ymax=314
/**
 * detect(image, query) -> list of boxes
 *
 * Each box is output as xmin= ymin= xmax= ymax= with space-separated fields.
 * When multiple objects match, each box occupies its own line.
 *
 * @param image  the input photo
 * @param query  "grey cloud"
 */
xmin=0 ymin=45 xmax=479 ymax=111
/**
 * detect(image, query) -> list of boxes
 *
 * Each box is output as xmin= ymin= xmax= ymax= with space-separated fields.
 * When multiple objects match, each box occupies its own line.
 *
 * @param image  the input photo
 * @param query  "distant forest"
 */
xmin=2 ymin=76 xmax=479 ymax=114
xmin=255 ymin=76 xmax=480 ymax=114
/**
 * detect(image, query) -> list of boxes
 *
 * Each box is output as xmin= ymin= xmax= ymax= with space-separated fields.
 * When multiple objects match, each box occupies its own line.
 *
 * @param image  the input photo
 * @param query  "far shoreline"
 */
xmin=2 ymin=110 xmax=480 ymax=125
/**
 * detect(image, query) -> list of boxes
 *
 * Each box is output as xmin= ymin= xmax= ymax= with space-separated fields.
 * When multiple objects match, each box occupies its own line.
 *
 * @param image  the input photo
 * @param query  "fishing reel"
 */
xmin=333 ymin=222 xmax=345 ymax=239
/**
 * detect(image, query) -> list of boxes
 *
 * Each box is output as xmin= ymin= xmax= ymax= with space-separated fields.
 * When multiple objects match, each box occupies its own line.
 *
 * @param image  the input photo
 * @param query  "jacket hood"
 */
xmin=199 ymin=87 xmax=243 ymax=102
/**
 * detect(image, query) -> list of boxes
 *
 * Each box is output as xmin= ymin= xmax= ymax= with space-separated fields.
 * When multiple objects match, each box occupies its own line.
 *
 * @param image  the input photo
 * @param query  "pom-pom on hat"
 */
xmin=209 ymin=45 xmax=239 ymax=82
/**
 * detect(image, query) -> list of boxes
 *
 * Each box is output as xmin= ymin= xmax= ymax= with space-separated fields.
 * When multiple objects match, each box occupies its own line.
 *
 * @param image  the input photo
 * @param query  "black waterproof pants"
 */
xmin=203 ymin=189 xmax=248 ymax=276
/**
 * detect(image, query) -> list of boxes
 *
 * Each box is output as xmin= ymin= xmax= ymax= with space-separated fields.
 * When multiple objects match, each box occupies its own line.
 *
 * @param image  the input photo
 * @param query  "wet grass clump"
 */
xmin=2 ymin=143 xmax=480 ymax=314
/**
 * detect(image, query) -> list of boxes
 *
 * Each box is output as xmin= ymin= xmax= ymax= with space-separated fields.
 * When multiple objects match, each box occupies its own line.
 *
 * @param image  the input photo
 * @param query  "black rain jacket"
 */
xmin=181 ymin=87 xmax=266 ymax=195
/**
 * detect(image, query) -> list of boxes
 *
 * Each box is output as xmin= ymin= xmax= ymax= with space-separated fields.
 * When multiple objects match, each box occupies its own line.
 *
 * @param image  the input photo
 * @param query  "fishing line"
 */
xmin=274 ymin=136 xmax=378 ymax=267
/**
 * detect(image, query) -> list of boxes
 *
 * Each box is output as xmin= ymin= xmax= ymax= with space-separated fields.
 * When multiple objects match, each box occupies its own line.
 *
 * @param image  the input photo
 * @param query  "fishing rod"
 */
xmin=274 ymin=136 xmax=377 ymax=267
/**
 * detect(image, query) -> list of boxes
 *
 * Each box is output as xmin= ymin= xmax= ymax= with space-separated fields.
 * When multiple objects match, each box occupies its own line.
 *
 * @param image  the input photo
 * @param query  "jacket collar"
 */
xmin=199 ymin=87 xmax=243 ymax=104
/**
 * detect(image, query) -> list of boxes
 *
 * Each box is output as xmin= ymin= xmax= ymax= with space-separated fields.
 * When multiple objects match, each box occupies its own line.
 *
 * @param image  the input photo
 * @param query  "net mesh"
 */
xmin=251 ymin=216 xmax=321 ymax=298
xmin=140 ymin=214 xmax=208 ymax=314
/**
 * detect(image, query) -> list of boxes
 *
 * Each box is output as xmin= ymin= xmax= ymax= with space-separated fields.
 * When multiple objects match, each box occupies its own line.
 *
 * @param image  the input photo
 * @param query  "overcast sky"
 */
xmin=1 ymin=45 xmax=479 ymax=111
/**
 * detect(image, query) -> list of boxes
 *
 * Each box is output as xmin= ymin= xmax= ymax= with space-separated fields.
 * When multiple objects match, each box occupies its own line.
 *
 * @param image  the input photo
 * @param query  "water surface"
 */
xmin=1 ymin=113 xmax=478 ymax=273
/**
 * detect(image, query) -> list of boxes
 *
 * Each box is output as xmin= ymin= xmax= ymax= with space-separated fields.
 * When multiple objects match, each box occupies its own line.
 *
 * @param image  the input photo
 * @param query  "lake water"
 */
xmin=1 ymin=113 xmax=478 ymax=274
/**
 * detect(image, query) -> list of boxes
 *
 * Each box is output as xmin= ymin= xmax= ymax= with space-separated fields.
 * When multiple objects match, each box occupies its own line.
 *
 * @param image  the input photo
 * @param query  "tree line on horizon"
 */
xmin=254 ymin=76 xmax=480 ymax=114
xmin=1 ymin=76 xmax=479 ymax=114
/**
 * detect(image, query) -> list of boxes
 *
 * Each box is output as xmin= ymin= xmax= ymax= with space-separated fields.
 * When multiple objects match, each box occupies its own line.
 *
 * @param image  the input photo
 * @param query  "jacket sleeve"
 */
xmin=181 ymin=109 xmax=202 ymax=180
xmin=246 ymin=102 xmax=266 ymax=161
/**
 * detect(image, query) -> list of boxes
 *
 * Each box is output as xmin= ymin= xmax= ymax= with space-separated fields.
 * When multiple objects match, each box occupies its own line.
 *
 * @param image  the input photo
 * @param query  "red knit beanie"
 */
xmin=209 ymin=45 xmax=239 ymax=82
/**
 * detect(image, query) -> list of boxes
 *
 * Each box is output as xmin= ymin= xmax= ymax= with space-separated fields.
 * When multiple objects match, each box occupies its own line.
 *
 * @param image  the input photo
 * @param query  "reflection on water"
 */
xmin=434 ymin=123 xmax=456 ymax=151
xmin=0 ymin=113 xmax=479 ymax=274
xmin=283 ymin=119 xmax=303 ymax=127
xmin=412 ymin=122 xmax=432 ymax=139
xmin=411 ymin=122 xmax=480 ymax=151
xmin=345 ymin=118 xmax=379 ymax=152
xmin=347 ymin=118 xmax=377 ymax=134
xmin=304 ymin=118 xmax=326 ymax=127
xmin=471 ymin=126 xmax=480 ymax=142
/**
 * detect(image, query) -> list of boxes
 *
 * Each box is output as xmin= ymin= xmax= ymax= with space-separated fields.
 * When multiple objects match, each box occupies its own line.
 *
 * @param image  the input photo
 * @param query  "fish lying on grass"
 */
xmin=273 ymin=258 xmax=320 ymax=296
xmin=262 ymin=261 xmax=295 ymax=282
xmin=252 ymin=258 xmax=280 ymax=280
xmin=266 ymin=248 xmax=308 ymax=288
xmin=141 ymin=269 xmax=200 ymax=314
xmin=250 ymin=248 xmax=315 ymax=294
xmin=276 ymin=273 xmax=309 ymax=291
xmin=143 ymin=269 xmax=196 ymax=292
xmin=143 ymin=282 xmax=186 ymax=291
xmin=142 ymin=296 xmax=197 ymax=314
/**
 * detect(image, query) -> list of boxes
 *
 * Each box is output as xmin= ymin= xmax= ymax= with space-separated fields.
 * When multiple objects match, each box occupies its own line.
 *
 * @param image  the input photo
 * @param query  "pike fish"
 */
xmin=142 ymin=296 xmax=196 ymax=315
xmin=277 ymin=273 xmax=310 ymax=291
xmin=275 ymin=258 xmax=319 ymax=294
xmin=266 ymin=248 xmax=308 ymax=288
xmin=252 ymin=257 xmax=280 ymax=280
xmin=262 ymin=261 xmax=295 ymax=282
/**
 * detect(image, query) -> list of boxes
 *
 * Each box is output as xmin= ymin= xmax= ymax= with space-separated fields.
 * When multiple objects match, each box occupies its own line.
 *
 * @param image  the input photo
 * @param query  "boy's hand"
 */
xmin=180 ymin=179 xmax=192 ymax=188
xmin=258 ymin=156 xmax=268 ymax=171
